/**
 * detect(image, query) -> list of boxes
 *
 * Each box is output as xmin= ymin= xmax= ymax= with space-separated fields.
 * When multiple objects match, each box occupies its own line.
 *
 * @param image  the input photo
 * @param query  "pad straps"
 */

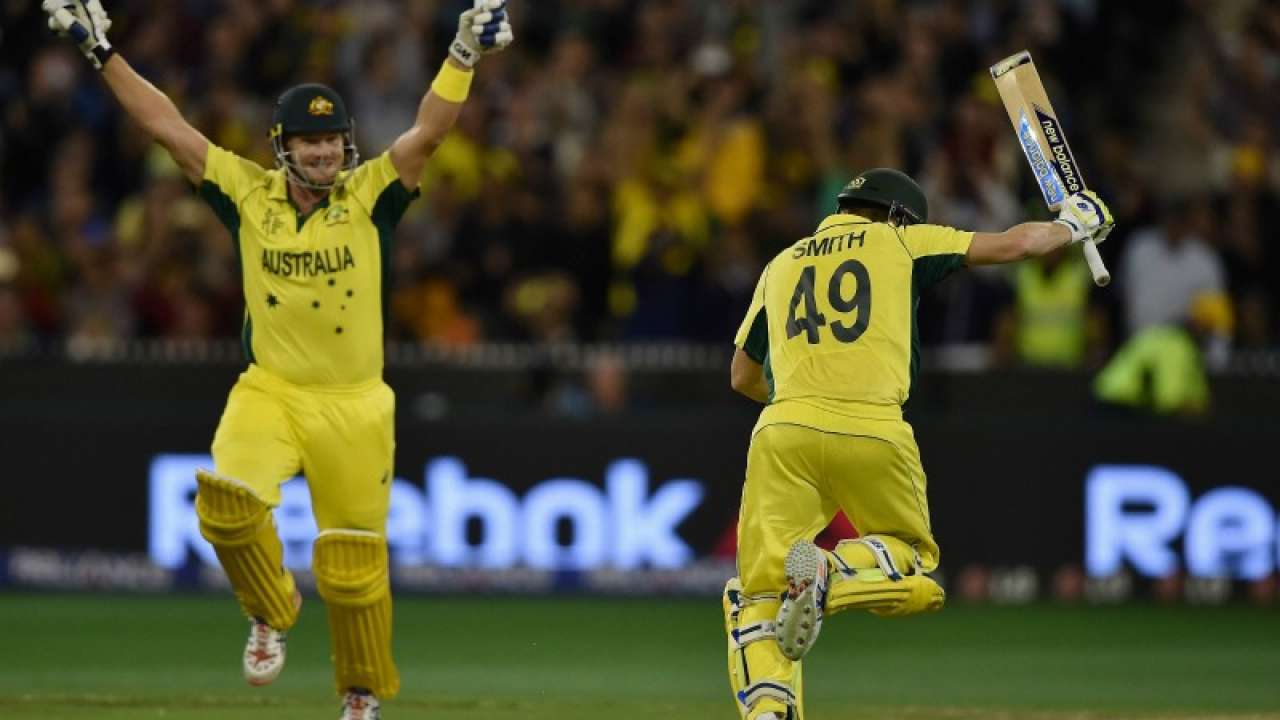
xmin=730 ymin=620 xmax=777 ymax=649
xmin=738 ymin=681 xmax=797 ymax=714
xmin=851 ymin=536 xmax=904 ymax=581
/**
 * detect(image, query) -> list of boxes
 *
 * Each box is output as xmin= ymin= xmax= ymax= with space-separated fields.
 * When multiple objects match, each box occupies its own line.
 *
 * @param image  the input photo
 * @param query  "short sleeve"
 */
xmin=905 ymin=224 xmax=974 ymax=292
xmin=198 ymin=145 xmax=266 ymax=234
xmin=902 ymin=224 xmax=974 ymax=260
xmin=734 ymin=265 xmax=769 ymax=363
xmin=344 ymin=152 xmax=419 ymax=231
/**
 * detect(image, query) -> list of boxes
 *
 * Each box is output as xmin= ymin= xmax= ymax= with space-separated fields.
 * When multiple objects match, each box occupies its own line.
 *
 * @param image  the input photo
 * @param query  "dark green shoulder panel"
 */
xmin=371 ymin=182 xmax=419 ymax=238
xmin=197 ymin=181 xmax=253 ymax=363
xmin=913 ymin=253 xmax=966 ymax=293
xmin=371 ymin=182 xmax=419 ymax=330
xmin=742 ymin=309 xmax=768 ymax=364
xmin=908 ymin=253 xmax=966 ymax=399
xmin=198 ymin=181 xmax=241 ymax=237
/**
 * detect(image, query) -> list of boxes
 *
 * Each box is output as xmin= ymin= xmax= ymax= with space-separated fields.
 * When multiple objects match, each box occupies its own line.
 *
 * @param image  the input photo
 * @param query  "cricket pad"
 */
xmin=313 ymin=529 xmax=399 ymax=699
xmin=195 ymin=469 xmax=299 ymax=631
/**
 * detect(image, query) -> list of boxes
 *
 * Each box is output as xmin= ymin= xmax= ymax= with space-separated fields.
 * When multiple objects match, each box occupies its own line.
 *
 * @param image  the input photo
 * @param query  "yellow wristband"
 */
xmin=431 ymin=61 xmax=474 ymax=104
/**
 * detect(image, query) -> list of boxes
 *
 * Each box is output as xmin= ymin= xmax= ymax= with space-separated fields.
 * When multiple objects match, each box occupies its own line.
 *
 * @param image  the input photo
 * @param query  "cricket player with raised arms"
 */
xmin=41 ymin=1 xmax=513 ymax=717
xmin=724 ymin=169 xmax=1112 ymax=719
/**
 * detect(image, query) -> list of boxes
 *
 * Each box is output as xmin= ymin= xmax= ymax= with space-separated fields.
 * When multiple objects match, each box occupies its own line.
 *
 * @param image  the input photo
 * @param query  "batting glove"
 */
xmin=43 ymin=0 xmax=114 ymax=70
xmin=449 ymin=0 xmax=514 ymax=69
xmin=1053 ymin=190 xmax=1114 ymax=245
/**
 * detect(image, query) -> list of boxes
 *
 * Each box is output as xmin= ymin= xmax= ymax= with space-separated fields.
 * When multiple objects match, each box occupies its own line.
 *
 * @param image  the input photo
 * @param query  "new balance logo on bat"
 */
xmin=1034 ymin=106 xmax=1083 ymax=195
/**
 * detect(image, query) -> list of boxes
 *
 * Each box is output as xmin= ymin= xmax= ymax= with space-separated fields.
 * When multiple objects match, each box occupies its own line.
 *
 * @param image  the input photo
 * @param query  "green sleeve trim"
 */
xmin=742 ymin=309 xmax=768 ymax=364
xmin=372 ymin=182 xmax=419 ymax=334
xmin=908 ymin=293 xmax=921 ymax=404
xmin=198 ymin=181 xmax=241 ymax=237
xmin=371 ymin=182 xmax=419 ymax=236
xmin=763 ymin=352 xmax=775 ymax=404
xmin=241 ymin=312 xmax=256 ymax=364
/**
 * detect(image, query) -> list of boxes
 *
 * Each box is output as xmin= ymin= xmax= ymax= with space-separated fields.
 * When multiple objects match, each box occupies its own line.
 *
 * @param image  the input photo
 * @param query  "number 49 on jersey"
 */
xmin=785 ymin=260 xmax=872 ymax=345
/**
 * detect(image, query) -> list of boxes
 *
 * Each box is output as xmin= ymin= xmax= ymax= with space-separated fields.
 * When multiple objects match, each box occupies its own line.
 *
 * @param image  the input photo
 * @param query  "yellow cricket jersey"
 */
xmin=734 ymin=213 xmax=973 ymax=434
xmin=198 ymin=145 xmax=417 ymax=386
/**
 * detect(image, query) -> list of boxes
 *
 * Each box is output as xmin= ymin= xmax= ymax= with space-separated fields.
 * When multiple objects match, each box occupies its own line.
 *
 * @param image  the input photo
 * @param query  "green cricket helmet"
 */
xmin=269 ymin=83 xmax=359 ymax=190
xmin=836 ymin=168 xmax=928 ymax=225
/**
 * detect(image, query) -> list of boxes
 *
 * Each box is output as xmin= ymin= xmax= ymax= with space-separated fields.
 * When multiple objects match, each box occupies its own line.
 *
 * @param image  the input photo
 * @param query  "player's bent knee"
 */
xmin=827 ymin=572 xmax=945 ymax=618
xmin=195 ymin=469 xmax=271 ymax=545
xmin=312 ymin=529 xmax=390 ymax=606
xmin=832 ymin=534 xmax=921 ymax=579
xmin=196 ymin=469 xmax=297 ymax=629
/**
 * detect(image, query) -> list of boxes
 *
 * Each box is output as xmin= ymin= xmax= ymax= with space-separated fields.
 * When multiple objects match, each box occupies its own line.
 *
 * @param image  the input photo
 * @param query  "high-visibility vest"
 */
xmin=1016 ymin=256 xmax=1090 ymax=367
xmin=1093 ymin=325 xmax=1209 ymax=414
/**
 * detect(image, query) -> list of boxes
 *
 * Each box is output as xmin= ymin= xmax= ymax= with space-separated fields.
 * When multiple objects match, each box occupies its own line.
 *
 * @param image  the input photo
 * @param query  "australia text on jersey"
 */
xmin=262 ymin=245 xmax=356 ymax=278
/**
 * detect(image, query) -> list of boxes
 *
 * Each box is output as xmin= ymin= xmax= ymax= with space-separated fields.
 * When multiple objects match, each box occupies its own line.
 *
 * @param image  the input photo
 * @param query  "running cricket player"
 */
xmin=724 ymin=169 xmax=1112 ymax=719
xmin=40 ymin=1 xmax=512 ymax=717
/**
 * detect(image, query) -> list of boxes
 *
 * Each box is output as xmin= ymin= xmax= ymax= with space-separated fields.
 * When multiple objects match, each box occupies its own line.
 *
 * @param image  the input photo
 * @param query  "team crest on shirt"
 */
xmin=323 ymin=203 xmax=350 ymax=226
xmin=309 ymin=96 xmax=335 ymax=116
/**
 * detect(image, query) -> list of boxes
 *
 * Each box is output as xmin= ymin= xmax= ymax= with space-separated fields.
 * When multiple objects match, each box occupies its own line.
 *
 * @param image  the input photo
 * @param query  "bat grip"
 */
xmin=1082 ymin=240 xmax=1110 ymax=287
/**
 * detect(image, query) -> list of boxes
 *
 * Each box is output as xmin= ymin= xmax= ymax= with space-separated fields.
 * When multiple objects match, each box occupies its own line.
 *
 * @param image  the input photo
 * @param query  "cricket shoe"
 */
xmin=775 ymin=539 xmax=828 ymax=661
xmin=243 ymin=589 xmax=302 ymax=686
xmin=341 ymin=688 xmax=381 ymax=720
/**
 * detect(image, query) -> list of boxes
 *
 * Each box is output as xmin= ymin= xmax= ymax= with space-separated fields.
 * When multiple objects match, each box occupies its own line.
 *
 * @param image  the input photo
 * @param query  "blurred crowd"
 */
xmin=1 ymin=0 xmax=1278 ymax=370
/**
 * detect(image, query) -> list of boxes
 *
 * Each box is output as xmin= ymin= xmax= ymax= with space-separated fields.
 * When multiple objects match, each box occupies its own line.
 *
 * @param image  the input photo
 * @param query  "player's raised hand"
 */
xmin=1053 ymin=190 xmax=1114 ymax=245
xmin=42 ymin=0 xmax=114 ymax=70
xmin=449 ymin=0 xmax=514 ymax=68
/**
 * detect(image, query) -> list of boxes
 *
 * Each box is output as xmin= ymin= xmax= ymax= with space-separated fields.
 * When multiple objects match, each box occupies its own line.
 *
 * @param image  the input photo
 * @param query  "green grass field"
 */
xmin=0 ymin=593 xmax=1277 ymax=719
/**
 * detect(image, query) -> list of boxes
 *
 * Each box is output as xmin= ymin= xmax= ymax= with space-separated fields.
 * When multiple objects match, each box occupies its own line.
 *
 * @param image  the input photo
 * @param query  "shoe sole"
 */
xmin=776 ymin=540 xmax=825 ymax=661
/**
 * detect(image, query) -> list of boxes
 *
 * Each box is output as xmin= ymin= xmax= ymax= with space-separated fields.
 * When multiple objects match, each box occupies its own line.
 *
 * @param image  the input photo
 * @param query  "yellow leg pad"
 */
xmin=826 ymin=572 xmax=945 ymax=618
xmin=313 ymin=530 xmax=399 ymax=699
xmin=723 ymin=582 xmax=804 ymax=720
xmin=831 ymin=535 xmax=920 ymax=578
xmin=195 ymin=470 xmax=298 ymax=630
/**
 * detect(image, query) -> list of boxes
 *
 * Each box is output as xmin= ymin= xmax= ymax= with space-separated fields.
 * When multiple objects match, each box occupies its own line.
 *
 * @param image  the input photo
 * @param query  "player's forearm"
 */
xmin=412 ymin=59 xmax=471 ymax=153
xmin=734 ymin=378 xmax=770 ymax=404
xmin=389 ymin=60 xmax=472 ymax=184
xmin=970 ymin=222 xmax=1070 ymax=265
xmin=1018 ymin=221 xmax=1073 ymax=258
xmin=101 ymin=55 xmax=190 ymax=152
xmin=730 ymin=350 xmax=770 ymax=403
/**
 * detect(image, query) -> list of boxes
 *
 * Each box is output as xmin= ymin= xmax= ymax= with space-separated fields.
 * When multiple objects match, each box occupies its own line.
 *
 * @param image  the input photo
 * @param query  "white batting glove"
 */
xmin=1053 ymin=189 xmax=1114 ymax=245
xmin=43 ymin=0 xmax=114 ymax=70
xmin=449 ymin=0 xmax=514 ymax=68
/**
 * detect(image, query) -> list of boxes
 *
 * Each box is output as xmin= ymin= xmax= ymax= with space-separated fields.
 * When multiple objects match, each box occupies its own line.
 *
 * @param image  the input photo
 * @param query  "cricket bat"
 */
xmin=990 ymin=50 xmax=1110 ymax=286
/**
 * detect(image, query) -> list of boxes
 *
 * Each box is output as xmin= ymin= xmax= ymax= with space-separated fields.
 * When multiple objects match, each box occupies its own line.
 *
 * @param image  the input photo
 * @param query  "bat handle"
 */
xmin=1082 ymin=239 xmax=1110 ymax=287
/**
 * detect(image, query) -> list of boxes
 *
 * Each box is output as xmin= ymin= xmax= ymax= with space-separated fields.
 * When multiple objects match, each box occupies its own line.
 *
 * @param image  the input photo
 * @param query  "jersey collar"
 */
xmin=267 ymin=169 xmax=289 ymax=203
xmin=816 ymin=212 xmax=873 ymax=233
